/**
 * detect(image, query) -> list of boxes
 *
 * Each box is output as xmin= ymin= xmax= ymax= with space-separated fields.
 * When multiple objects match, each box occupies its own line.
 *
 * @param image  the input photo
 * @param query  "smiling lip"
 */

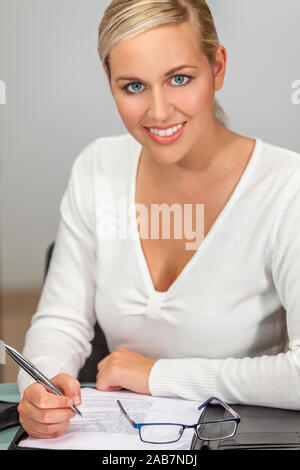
xmin=144 ymin=121 xmax=186 ymax=130
xmin=144 ymin=121 xmax=187 ymax=145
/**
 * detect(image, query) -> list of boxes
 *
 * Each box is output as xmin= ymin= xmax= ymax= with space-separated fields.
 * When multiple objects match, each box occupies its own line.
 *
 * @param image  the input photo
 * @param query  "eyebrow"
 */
xmin=115 ymin=65 xmax=198 ymax=82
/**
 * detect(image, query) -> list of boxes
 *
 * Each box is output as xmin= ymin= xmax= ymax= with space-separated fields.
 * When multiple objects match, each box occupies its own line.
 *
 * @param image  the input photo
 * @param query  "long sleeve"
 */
xmin=148 ymin=172 xmax=300 ymax=410
xmin=17 ymin=143 xmax=97 ymax=396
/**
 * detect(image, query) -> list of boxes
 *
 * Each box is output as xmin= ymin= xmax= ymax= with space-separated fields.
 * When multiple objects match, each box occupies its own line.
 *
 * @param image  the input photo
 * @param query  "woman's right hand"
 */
xmin=17 ymin=373 xmax=81 ymax=439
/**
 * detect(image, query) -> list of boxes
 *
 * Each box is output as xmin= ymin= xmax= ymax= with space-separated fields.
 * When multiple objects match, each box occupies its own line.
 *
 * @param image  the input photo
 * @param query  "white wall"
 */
xmin=0 ymin=0 xmax=300 ymax=290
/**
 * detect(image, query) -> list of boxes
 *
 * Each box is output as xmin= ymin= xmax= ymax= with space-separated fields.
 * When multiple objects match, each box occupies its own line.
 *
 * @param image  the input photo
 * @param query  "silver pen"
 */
xmin=4 ymin=343 xmax=83 ymax=417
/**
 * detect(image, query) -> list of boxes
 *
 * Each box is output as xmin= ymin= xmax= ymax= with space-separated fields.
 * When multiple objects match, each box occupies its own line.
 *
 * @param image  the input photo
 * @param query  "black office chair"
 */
xmin=44 ymin=242 xmax=109 ymax=383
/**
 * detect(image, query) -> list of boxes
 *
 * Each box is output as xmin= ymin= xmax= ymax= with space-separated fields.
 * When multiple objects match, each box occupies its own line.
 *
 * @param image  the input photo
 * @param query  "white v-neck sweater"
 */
xmin=17 ymin=133 xmax=300 ymax=410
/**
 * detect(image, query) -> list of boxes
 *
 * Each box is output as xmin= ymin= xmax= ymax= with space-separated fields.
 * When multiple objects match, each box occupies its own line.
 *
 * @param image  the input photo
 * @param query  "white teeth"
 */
xmin=149 ymin=123 xmax=183 ymax=137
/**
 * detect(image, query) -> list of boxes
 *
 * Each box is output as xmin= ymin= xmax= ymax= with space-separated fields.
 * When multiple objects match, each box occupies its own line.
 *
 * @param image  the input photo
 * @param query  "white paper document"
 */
xmin=19 ymin=387 xmax=203 ymax=450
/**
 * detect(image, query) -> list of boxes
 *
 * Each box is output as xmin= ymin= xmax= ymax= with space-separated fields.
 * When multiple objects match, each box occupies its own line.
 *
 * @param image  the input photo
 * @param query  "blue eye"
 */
xmin=122 ymin=74 xmax=193 ymax=95
xmin=171 ymin=75 xmax=189 ymax=86
xmin=127 ymin=83 xmax=144 ymax=93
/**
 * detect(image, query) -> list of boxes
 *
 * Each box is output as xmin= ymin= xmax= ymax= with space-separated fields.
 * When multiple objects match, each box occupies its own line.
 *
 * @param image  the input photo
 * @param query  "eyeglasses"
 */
xmin=117 ymin=396 xmax=240 ymax=445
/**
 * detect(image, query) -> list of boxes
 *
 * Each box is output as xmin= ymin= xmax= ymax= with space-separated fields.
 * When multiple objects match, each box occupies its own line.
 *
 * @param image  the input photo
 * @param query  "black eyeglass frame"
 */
xmin=117 ymin=396 xmax=240 ymax=445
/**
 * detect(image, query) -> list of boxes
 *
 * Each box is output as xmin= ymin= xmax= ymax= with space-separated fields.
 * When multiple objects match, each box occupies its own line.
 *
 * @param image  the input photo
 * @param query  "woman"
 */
xmin=17 ymin=0 xmax=300 ymax=439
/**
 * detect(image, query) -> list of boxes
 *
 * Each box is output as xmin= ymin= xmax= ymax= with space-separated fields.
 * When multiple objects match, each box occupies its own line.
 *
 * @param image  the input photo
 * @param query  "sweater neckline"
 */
xmin=129 ymin=135 xmax=262 ymax=297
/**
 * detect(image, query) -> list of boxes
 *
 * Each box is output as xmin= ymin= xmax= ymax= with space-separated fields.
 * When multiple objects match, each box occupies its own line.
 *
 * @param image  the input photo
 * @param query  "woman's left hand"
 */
xmin=96 ymin=347 xmax=157 ymax=395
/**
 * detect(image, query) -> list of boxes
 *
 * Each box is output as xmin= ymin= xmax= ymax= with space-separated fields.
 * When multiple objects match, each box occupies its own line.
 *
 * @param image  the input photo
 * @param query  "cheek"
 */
xmin=182 ymin=82 xmax=214 ymax=115
xmin=114 ymin=96 xmax=143 ymax=126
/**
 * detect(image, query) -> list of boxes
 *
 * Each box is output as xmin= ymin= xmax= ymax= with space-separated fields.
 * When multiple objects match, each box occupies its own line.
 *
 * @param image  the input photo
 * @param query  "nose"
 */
xmin=146 ymin=85 xmax=174 ymax=123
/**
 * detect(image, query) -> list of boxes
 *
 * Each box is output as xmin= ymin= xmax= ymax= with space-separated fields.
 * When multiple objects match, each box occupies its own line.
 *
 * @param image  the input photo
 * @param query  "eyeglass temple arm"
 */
xmin=117 ymin=400 xmax=137 ymax=428
xmin=197 ymin=397 xmax=240 ymax=419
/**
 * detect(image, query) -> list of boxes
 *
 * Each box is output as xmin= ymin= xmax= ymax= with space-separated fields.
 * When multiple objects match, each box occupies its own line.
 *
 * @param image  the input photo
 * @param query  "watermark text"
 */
xmin=291 ymin=80 xmax=300 ymax=104
xmin=96 ymin=196 xmax=205 ymax=251
xmin=0 ymin=80 xmax=6 ymax=104
xmin=0 ymin=340 xmax=5 ymax=364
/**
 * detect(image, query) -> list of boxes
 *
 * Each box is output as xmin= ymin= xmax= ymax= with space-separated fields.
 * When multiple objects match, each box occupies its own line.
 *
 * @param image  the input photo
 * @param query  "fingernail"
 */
xmin=67 ymin=399 xmax=73 ymax=407
xmin=73 ymin=396 xmax=81 ymax=406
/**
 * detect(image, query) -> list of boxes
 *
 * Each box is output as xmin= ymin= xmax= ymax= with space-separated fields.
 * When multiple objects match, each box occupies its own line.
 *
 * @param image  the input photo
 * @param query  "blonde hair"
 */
xmin=98 ymin=0 xmax=228 ymax=127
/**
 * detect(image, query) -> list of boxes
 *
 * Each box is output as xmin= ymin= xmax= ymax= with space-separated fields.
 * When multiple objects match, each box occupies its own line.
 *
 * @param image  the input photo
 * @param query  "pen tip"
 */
xmin=72 ymin=406 xmax=83 ymax=417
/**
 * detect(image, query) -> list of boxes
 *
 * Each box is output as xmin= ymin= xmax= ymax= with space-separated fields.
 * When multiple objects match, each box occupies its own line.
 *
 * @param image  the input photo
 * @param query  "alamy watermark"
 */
xmin=291 ymin=80 xmax=300 ymax=104
xmin=0 ymin=340 xmax=5 ymax=364
xmin=0 ymin=80 xmax=6 ymax=104
xmin=96 ymin=195 xmax=205 ymax=251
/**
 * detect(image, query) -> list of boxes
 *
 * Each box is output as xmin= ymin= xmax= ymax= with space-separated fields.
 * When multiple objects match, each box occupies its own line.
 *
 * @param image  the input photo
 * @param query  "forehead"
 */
xmin=109 ymin=21 xmax=205 ymax=76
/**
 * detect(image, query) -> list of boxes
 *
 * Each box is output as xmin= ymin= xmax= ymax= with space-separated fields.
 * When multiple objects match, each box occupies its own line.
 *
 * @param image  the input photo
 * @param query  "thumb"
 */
xmin=52 ymin=373 xmax=82 ymax=406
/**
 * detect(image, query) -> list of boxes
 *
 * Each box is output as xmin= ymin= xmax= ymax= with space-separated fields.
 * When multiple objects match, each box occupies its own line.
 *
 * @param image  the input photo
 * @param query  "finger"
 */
xmin=25 ymin=383 xmax=74 ymax=410
xmin=97 ymin=386 xmax=123 ymax=392
xmin=96 ymin=378 xmax=108 ymax=391
xmin=52 ymin=373 xmax=82 ymax=406
xmin=21 ymin=415 xmax=71 ymax=439
xmin=21 ymin=399 xmax=75 ymax=425
xmin=96 ymin=379 xmax=122 ymax=391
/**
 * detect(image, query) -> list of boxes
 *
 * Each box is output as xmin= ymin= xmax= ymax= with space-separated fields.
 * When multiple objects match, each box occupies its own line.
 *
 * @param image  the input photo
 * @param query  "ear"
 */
xmin=213 ymin=46 xmax=227 ymax=91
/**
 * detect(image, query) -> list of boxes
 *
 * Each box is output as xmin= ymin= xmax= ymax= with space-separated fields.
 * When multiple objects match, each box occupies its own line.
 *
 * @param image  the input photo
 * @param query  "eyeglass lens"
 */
xmin=197 ymin=420 xmax=236 ymax=440
xmin=197 ymin=404 xmax=236 ymax=440
xmin=140 ymin=424 xmax=184 ymax=444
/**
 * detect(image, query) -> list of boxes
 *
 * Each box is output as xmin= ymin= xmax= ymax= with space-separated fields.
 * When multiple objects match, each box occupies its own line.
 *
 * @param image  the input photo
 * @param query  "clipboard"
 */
xmin=8 ymin=386 xmax=203 ymax=451
xmin=7 ymin=393 xmax=300 ymax=450
xmin=0 ymin=401 xmax=19 ymax=432
xmin=191 ymin=403 xmax=300 ymax=450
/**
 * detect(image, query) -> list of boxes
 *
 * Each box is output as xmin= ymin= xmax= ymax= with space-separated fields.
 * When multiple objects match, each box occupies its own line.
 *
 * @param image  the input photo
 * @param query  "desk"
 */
xmin=0 ymin=383 xmax=20 ymax=450
xmin=0 ymin=383 xmax=96 ymax=450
